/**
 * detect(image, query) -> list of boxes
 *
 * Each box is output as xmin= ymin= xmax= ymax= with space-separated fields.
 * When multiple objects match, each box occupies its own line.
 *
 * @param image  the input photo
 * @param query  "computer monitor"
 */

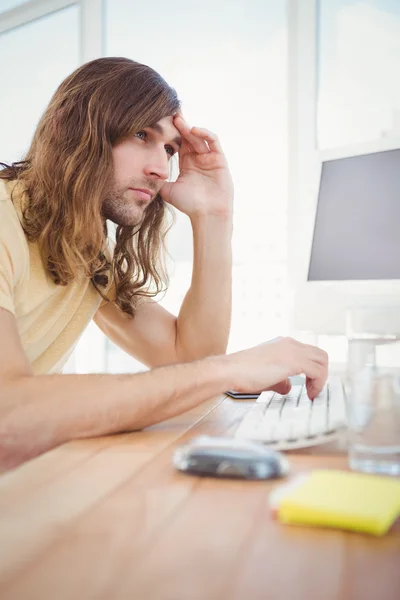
xmin=290 ymin=137 xmax=400 ymax=335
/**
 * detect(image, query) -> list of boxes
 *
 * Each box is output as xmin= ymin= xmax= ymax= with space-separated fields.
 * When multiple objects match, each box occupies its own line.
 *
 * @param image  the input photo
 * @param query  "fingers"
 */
xmin=303 ymin=361 xmax=328 ymax=399
xmin=190 ymin=126 xmax=224 ymax=154
xmin=173 ymin=115 xmax=208 ymax=154
xmin=304 ymin=346 xmax=328 ymax=399
xmin=306 ymin=376 xmax=324 ymax=401
xmin=278 ymin=338 xmax=327 ymax=400
xmin=269 ymin=379 xmax=292 ymax=395
xmin=302 ymin=343 xmax=329 ymax=367
xmin=287 ymin=339 xmax=328 ymax=398
xmin=173 ymin=115 xmax=223 ymax=155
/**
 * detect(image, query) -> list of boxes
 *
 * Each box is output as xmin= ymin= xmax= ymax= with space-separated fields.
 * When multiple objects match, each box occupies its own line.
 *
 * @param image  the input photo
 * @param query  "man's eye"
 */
xmin=165 ymin=145 xmax=175 ymax=157
xmin=135 ymin=131 xmax=147 ymax=140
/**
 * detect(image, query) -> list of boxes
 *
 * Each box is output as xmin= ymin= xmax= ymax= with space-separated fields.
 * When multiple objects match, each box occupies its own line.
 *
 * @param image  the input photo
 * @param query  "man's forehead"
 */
xmin=148 ymin=117 xmax=182 ymax=148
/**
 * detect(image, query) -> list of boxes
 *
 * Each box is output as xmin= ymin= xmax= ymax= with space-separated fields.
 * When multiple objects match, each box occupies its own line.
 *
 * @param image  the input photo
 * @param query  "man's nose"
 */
xmin=143 ymin=151 xmax=170 ymax=181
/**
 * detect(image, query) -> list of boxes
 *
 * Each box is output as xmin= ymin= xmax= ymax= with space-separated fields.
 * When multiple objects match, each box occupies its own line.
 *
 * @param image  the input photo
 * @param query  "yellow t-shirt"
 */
xmin=0 ymin=179 xmax=106 ymax=374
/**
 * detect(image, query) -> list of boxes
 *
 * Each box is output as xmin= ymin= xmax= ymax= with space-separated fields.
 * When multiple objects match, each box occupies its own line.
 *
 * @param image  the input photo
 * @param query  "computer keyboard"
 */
xmin=234 ymin=377 xmax=347 ymax=450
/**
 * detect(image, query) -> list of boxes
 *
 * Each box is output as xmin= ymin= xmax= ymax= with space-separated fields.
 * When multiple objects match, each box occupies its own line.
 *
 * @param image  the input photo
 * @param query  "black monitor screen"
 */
xmin=308 ymin=148 xmax=400 ymax=281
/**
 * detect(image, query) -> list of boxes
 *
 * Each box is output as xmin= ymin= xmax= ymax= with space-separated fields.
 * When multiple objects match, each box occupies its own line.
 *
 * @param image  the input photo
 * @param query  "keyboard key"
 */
xmin=234 ymin=378 xmax=347 ymax=450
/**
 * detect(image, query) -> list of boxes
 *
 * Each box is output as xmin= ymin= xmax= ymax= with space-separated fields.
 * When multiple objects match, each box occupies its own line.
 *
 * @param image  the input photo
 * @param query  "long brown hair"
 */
xmin=0 ymin=57 xmax=181 ymax=317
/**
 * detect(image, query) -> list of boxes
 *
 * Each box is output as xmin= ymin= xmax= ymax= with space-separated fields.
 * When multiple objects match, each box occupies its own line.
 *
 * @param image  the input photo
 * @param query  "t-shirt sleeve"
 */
xmin=0 ymin=192 xmax=27 ymax=315
xmin=0 ymin=238 xmax=16 ymax=314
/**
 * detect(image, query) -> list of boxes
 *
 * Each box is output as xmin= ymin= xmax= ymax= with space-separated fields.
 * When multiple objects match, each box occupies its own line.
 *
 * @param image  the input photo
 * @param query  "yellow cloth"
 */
xmin=0 ymin=179 xmax=105 ymax=374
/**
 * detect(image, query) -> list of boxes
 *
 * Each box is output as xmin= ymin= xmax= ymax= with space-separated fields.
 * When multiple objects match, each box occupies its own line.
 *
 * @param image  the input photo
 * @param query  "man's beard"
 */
xmin=102 ymin=179 xmax=159 ymax=227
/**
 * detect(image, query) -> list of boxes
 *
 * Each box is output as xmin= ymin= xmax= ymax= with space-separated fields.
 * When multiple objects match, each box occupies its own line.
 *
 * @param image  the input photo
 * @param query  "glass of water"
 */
xmin=346 ymin=307 xmax=400 ymax=476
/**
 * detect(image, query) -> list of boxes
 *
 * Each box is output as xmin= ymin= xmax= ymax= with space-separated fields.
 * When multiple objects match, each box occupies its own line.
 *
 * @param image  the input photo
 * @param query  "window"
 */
xmin=0 ymin=5 xmax=80 ymax=163
xmin=318 ymin=0 xmax=400 ymax=149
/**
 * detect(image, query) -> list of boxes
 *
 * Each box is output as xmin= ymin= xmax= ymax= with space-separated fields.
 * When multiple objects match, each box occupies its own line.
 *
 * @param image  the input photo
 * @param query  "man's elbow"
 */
xmin=0 ymin=389 xmax=43 ymax=471
xmin=203 ymin=330 xmax=230 ymax=357
xmin=0 ymin=418 xmax=32 ymax=470
xmin=177 ymin=342 xmax=229 ymax=363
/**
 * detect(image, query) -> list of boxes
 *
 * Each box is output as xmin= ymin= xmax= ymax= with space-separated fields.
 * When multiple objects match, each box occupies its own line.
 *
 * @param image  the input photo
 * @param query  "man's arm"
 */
xmin=0 ymin=308 xmax=232 ymax=469
xmin=94 ymin=212 xmax=232 ymax=367
xmin=158 ymin=115 xmax=235 ymax=361
xmin=175 ymin=212 xmax=232 ymax=361
xmin=95 ymin=115 xmax=234 ymax=367
xmin=0 ymin=308 xmax=328 ymax=470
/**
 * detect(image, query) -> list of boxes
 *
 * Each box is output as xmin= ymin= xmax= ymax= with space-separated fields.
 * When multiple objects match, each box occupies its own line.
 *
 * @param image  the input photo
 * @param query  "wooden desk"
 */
xmin=0 ymin=394 xmax=399 ymax=600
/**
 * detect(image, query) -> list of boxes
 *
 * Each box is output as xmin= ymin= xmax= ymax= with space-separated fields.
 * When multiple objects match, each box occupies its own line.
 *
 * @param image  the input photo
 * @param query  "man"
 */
xmin=0 ymin=57 xmax=328 ymax=469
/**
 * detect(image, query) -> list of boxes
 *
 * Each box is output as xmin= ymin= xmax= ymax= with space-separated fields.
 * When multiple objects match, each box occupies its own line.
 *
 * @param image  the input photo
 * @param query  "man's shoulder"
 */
xmin=0 ymin=179 xmax=20 ymax=214
xmin=0 ymin=179 xmax=29 ymax=262
xmin=0 ymin=178 xmax=12 ymax=204
xmin=0 ymin=178 xmax=26 ymax=221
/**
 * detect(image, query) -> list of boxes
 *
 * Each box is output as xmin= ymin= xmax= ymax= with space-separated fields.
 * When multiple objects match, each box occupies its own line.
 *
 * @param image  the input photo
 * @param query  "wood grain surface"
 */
xmin=0 ymin=395 xmax=399 ymax=600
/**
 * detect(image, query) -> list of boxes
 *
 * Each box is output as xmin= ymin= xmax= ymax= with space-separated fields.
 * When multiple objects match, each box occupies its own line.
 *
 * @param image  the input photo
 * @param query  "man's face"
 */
xmin=103 ymin=115 xmax=182 ymax=227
